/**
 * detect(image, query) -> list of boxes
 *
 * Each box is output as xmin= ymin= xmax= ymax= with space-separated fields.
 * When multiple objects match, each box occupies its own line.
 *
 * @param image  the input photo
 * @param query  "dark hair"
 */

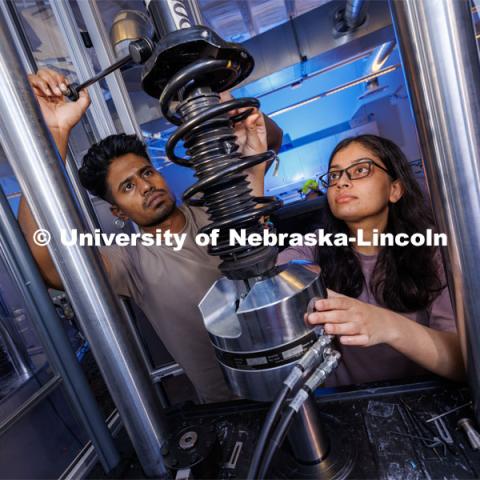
xmin=315 ymin=134 xmax=445 ymax=313
xmin=79 ymin=134 xmax=150 ymax=201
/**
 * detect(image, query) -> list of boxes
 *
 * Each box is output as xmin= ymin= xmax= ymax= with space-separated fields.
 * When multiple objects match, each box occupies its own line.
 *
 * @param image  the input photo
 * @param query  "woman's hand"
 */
xmin=28 ymin=68 xmax=90 ymax=134
xmin=306 ymin=289 xmax=398 ymax=347
xmin=306 ymin=289 xmax=465 ymax=381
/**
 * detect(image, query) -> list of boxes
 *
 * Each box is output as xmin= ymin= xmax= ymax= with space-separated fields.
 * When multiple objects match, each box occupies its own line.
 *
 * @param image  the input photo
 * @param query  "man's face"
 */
xmin=106 ymin=153 xmax=176 ymax=227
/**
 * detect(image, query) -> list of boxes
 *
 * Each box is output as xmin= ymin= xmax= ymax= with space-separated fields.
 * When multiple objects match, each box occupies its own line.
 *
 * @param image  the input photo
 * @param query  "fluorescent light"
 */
xmin=269 ymin=64 xmax=400 ymax=117
xmin=324 ymin=65 xmax=398 ymax=96
xmin=270 ymin=96 xmax=320 ymax=116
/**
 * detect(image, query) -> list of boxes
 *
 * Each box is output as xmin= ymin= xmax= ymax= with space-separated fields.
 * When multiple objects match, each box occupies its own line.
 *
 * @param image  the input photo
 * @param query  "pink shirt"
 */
xmin=277 ymin=245 xmax=457 ymax=387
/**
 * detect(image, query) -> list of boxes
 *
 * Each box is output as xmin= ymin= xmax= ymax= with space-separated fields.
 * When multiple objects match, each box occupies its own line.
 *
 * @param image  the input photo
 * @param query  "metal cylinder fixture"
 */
xmin=389 ymin=0 xmax=480 ymax=419
xmin=199 ymin=262 xmax=327 ymax=401
xmin=200 ymin=262 xmax=343 ymax=474
xmin=0 ymin=10 xmax=168 ymax=477
xmin=110 ymin=10 xmax=154 ymax=59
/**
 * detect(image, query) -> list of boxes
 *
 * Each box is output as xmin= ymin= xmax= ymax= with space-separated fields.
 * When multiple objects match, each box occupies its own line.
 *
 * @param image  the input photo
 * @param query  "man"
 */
xmin=19 ymin=69 xmax=282 ymax=403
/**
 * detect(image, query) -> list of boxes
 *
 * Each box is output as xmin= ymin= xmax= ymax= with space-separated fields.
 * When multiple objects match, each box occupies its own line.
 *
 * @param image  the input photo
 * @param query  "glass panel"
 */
xmin=0 ymin=234 xmax=92 ymax=475
xmin=0 ymin=384 xmax=89 ymax=478
xmin=14 ymin=0 xmax=98 ymax=158
xmin=0 ymin=250 xmax=48 ymax=404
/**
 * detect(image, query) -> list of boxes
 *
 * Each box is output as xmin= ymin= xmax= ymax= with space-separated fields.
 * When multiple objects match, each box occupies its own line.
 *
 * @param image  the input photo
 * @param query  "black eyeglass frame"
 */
xmin=319 ymin=159 xmax=394 ymax=188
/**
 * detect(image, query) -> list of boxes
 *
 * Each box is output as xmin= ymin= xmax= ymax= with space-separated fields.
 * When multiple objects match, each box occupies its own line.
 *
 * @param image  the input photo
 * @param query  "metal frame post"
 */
xmin=50 ymin=0 xmax=117 ymax=139
xmin=0 ymin=10 xmax=168 ymax=476
xmin=0 ymin=184 xmax=120 ymax=471
xmin=389 ymin=0 xmax=480 ymax=418
xmin=76 ymin=0 xmax=144 ymax=138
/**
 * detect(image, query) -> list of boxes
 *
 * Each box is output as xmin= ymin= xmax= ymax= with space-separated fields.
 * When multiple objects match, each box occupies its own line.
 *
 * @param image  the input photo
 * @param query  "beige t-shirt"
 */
xmin=101 ymin=204 xmax=232 ymax=403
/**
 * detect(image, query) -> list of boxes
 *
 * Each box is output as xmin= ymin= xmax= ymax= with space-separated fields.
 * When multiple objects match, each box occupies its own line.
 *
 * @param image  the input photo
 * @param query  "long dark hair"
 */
xmin=315 ymin=134 xmax=444 ymax=313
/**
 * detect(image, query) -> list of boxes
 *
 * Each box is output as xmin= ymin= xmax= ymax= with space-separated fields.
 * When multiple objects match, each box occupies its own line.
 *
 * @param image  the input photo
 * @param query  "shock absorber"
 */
xmin=143 ymin=28 xmax=282 ymax=279
xmin=53 ymin=2 xmax=347 ymax=474
xmin=142 ymin=9 xmax=351 ymax=478
xmin=163 ymin=74 xmax=283 ymax=279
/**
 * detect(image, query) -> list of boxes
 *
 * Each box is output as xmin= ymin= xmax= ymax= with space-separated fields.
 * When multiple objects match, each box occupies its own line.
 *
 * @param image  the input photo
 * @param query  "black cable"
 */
xmin=255 ymin=349 xmax=341 ymax=478
xmin=248 ymin=337 xmax=332 ymax=479
xmin=257 ymin=407 xmax=296 ymax=480
xmin=247 ymin=383 xmax=290 ymax=480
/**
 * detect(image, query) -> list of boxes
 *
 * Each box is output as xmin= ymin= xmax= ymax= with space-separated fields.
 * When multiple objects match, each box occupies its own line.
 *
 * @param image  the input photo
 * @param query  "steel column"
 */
xmin=76 ymin=0 xmax=143 ymax=138
xmin=389 ymin=0 xmax=480 ymax=418
xmin=50 ymin=0 xmax=117 ymax=139
xmin=0 ymin=10 xmax=168 ymax=476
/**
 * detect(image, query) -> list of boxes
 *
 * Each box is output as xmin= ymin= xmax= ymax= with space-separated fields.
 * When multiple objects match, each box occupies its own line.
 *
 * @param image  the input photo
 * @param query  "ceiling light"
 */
xmin=269 ymin=64 xmax=400 ymax=117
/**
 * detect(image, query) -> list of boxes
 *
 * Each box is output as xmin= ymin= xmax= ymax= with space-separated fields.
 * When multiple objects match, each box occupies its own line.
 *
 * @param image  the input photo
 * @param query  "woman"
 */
xmin=278 ymin=134 xmax=465 ymax=387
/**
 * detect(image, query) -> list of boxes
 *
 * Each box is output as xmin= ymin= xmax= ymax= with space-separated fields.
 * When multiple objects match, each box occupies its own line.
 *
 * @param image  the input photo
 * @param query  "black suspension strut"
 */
xmin=142 ymin=27 xmax=283 ymax=280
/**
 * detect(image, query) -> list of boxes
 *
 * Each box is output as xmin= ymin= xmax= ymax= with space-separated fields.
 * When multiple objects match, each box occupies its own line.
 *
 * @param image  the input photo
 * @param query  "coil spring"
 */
xmin=161 ymin=58 xmax=282 ymax=279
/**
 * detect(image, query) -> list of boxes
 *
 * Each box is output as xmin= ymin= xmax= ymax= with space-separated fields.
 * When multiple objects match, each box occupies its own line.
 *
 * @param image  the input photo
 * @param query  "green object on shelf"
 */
xmin=301 ymin=179 xmax=319 ymax=195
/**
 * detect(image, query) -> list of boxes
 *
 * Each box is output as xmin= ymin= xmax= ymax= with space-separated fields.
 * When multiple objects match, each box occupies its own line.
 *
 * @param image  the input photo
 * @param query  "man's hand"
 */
xmin=219 ymin=90 xmax=269 ymax=198
xmin=28 ymin=68 xmax=90 ymax=134
xmin=236 ymin=108 xmax=268 ymax=157
xmin=219 ymin=91 xmax=268 ymax=157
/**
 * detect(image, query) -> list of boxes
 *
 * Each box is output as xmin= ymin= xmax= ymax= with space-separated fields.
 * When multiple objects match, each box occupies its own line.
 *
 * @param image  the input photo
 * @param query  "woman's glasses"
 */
xmin=319 ymin=159 xmax=393 ymax=188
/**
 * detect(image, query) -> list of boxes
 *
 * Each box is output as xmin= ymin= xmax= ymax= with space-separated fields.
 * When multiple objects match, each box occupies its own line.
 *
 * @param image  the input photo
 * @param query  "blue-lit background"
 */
xmin=0 ymin=45 xmax=421 ymax=217
xmin=1 ymin=0 xmax=426 ymax=217
xmin=145 ymin=45 xmax=422 ymax=205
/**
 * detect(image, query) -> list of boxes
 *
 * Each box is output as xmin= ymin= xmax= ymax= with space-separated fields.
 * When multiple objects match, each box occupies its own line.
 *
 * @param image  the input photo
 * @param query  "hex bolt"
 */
xmin=458 ymin=418 xmax=480 ymax=450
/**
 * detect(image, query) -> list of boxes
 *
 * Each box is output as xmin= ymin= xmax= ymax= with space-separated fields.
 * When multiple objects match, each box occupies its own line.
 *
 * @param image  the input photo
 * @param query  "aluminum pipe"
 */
xmin=185 ymin=0 xmax=205 ymax=26
xmin=389 ymin=0 xmax=480 ymax=419
xmin=345 ymin=0 xmax=366 ymax=29
xmin=0 ymin=10 xmax=168 ymax=477
xmin=77 ymin=0 xmax=144 ymax=138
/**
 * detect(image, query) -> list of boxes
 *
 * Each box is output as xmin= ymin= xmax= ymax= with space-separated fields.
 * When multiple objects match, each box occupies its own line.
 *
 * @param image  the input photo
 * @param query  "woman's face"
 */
xmin=326 ymin=142 xmax=403 ymax=223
